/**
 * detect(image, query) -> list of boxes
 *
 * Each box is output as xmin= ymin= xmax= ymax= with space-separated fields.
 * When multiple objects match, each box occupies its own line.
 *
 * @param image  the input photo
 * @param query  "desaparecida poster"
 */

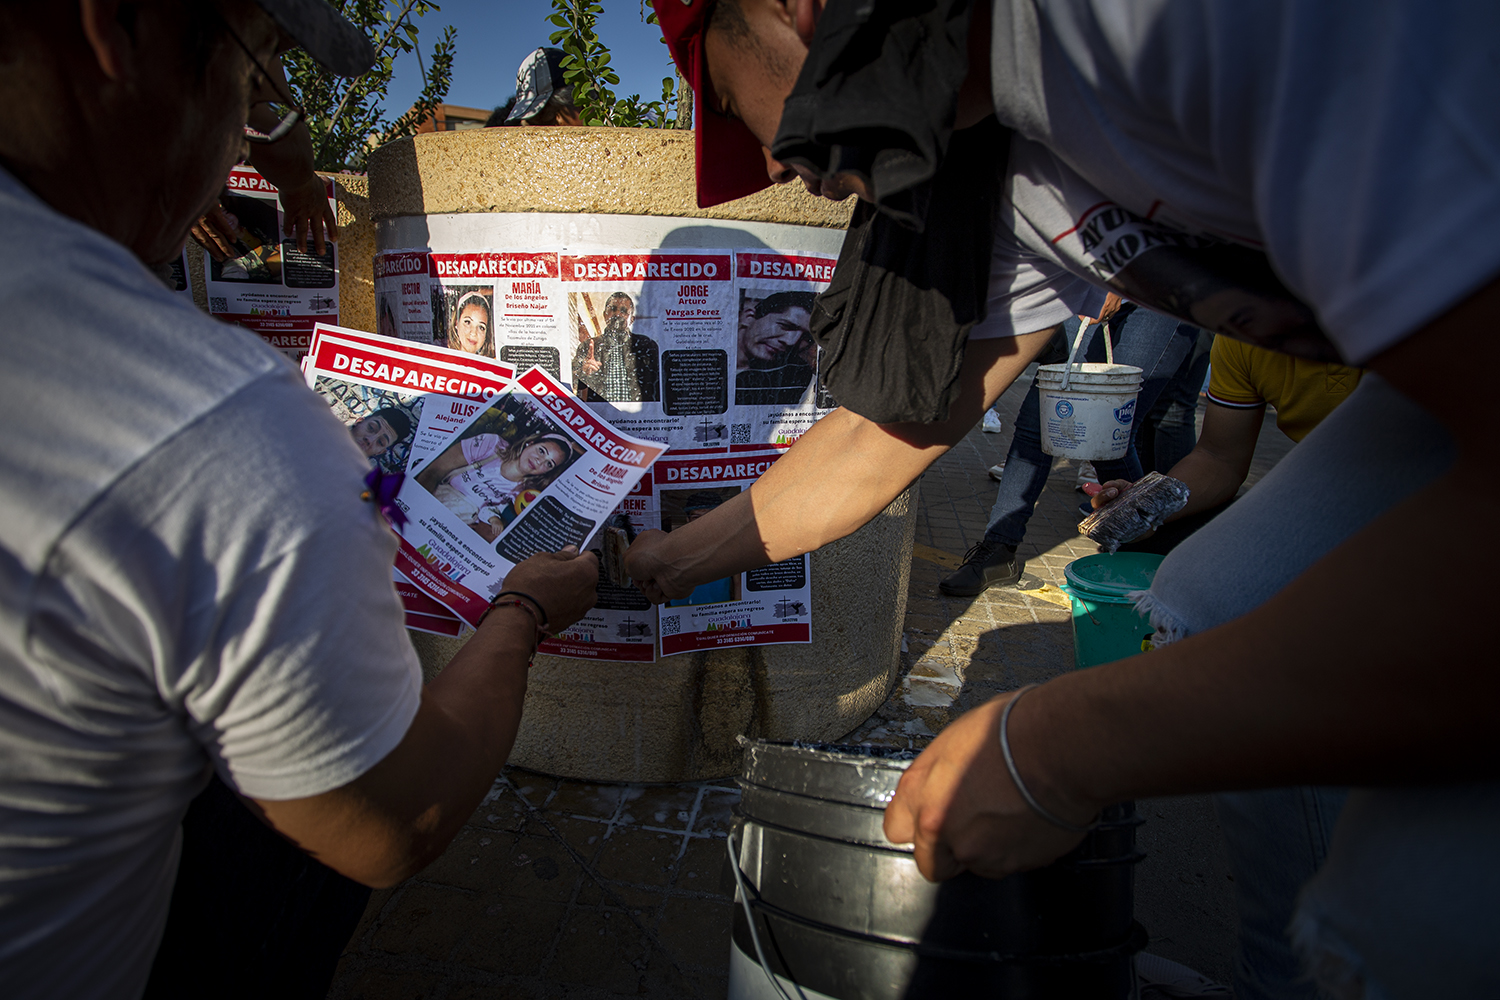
xmin=650 ymin=452 xmax=811 ymax=655
xmin=394 ymin=368 xmax=667 ymax=630
xmin=204 ymin=165 xmax=339 ymax=362
xmin=426 ymin=252 xmax=569 ymax=378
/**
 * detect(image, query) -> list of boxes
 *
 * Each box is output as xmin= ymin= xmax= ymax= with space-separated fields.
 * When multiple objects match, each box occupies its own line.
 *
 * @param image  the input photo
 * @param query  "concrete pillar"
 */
xmin=370 ymin=128 xmax=917 ymax=782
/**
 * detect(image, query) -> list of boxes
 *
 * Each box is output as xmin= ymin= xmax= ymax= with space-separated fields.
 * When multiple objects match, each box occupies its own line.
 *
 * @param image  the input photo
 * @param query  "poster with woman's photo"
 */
xmin=561 ymin=251 xmax=735 ymax=454
xmin=488 ymin=252 xmax=567 ymax=382
xmin=394 ymin=368 xmax=667 ymax=628
xmin=203 ymin=165 xmax=339 ymax=363
xmin=427 ymin=253 xmax=510 ymax=359
xmin=652 ymin=452 xmax=812 ymax=655
xmin=730 ymin=252 xmax=838 ymax=450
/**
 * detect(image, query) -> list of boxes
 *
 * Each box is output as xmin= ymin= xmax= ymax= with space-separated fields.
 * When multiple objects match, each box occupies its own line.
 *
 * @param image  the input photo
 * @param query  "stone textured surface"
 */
xmin=368 ymin=128 xmax=854 ymax=230
xmin=333 ymin=173 xmax=377 ymax=334
xmin=409 ymin=486 xmax=916 ymax=783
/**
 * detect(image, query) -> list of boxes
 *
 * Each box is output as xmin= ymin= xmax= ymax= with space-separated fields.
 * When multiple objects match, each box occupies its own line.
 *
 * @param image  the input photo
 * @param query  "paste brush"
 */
xmin=1077 ymin=471 xmax=1190 ymax=552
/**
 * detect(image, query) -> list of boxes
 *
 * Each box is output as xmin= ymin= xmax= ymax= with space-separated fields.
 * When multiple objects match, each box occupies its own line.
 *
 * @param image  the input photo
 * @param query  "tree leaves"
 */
xmin=284 ymin=0 xmax=455 ymax=172
xmin=546 ymin=0 xmax=678 ymax=128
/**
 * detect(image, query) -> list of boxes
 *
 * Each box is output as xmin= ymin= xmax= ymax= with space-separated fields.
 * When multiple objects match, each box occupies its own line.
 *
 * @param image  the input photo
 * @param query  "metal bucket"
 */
xmin=728 ymin=739 xmax=1145 ymax=999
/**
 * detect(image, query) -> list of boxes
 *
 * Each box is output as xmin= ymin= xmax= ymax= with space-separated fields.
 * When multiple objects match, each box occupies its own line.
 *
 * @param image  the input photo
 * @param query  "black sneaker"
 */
xmin=939 ymin=541 xmax=1025 ymax=596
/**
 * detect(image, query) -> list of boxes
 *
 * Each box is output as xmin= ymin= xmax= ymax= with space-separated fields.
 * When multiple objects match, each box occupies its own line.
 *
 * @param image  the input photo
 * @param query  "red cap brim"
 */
xmin=654 ymin=0 xmax=774 ymax=208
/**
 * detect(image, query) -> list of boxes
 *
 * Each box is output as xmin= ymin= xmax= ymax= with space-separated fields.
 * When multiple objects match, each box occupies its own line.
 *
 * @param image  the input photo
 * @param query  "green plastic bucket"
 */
xmin=1062 ymin=553 xmax=1164 ymax=669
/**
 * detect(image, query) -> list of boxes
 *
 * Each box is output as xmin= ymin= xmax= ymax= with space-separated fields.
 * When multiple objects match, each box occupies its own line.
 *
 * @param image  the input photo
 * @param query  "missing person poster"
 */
xmin=562 ymin=251 xmax=736 ymax=454
xmin=539 ymin=469 xmax=657 ymax=661
xmin=651 ymin=452 xmax=811 ymax=655
xmin=394 ymin=368 xmax=667 ymax=629
xmin=425 ymin=252 xmax=565 ymax=369
xmin=395 ymin=570 xmax=468 ymax=638
xmin=730 ymin=251 xmax=838 ymax=451
xmin=303 ymin=324 xmax=515 ymax=476
xmin=373 ymin=250 xmax=435 ymax=343
xmin=204 ymin=165 xmax=339 ymax=362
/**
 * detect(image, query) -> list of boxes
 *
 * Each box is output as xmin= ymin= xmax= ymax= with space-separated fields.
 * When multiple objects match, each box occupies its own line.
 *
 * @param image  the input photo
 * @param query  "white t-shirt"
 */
xmin=984 ymin=0 xmax=1500 ymax=364
xmin=0 ymin=169 xmax=422 ymax=999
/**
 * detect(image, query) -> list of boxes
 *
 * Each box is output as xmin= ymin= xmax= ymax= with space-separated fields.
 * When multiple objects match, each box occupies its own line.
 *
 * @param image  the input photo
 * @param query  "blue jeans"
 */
xmin=1216 ymin=787 xmax=1349 ymax=1000
xmin=983 ymin=305 xmax=1200 ymax=549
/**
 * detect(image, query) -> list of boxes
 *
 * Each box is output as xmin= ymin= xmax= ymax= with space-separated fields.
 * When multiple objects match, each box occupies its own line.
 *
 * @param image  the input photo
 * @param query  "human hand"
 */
xmin=883 ymin=692 xmax=1091 ymax=881
xmin=1079 ymin=292 xmax=1123 ymax=325
xmin=499 ymin=546 xmax=599 ymax=633
xmin=1087 ymin=478 xmax=1134 ymax=509
xmin=189 ymin=202 xmax=241 ymax=262
xmin=623 ymin=529 xmax=691 ymax=604
xmin=277 ymin=175 xmax=338 ymax=257
xmin=578 ymin=358 xmax=602 ymax=376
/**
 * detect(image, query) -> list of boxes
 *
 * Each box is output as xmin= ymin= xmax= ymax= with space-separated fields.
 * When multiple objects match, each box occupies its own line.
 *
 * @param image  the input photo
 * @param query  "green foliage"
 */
xmin=545 ymin=0 xmax=678 ymax=128
xmin=283 ymin=0 xmax=456 ymax=172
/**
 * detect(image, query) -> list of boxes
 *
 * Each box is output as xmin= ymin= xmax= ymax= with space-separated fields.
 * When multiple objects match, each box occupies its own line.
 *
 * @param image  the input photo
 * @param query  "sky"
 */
xmin=381 ymin=1 xmax=678 ymax=120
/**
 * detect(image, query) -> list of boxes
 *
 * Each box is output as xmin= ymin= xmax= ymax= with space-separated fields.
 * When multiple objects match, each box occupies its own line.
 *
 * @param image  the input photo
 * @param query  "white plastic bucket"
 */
xmin=1035 ymin=363 xmax=1144 ymax=461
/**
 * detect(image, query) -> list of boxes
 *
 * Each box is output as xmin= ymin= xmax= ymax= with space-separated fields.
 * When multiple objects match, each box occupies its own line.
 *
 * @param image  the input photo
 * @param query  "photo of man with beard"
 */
xmin=571 ymin=291 xmax=660 ymax=403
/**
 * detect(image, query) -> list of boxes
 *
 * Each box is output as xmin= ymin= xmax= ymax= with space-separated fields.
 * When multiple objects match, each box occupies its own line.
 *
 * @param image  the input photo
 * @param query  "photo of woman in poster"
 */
xmin=416 ymin=414 xmax=581 ymax=543
xmin=446 ymin=289 xmax=494 ymax=357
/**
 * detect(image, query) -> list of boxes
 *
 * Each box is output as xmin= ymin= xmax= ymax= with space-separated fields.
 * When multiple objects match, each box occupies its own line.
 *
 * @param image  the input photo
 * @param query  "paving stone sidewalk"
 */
xmin=330 ymin=380 xmax=1293 ymax=999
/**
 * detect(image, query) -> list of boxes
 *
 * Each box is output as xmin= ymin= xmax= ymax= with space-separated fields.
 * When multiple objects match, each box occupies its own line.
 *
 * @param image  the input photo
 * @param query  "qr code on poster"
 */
xmin=210 ymin=297 xmax=228 ymax=313
xmin=660 ymin=614 xmax=681 ymax=636
xmin=730 ymin=424 xmax=751 ymax=444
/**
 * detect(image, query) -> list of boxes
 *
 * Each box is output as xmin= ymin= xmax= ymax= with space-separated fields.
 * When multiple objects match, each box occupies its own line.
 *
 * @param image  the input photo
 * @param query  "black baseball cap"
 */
xmin=506 ymin=48 xmax=568 ymax=123
xmin=249 ymin=0 xmax=376 ymax=76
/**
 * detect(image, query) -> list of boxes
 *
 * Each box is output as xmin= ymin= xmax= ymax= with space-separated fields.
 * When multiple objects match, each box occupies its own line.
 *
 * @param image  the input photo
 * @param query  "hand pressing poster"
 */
xmin=562 ymin=251 xmax=736 ymax=454
xmin=395 ymin=369 xmax=667 ymax=628
xmin=651 ymin=452 xmax=812 ymax=655
xmin=730 ymin=251 xmax=838 ymax=450
xmin=204 ymin=165 xmax=338 ymax=362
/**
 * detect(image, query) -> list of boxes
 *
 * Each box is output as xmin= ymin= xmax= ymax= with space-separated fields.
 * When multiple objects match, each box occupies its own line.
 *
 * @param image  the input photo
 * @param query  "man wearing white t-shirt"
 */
xmin=0 ymin=3 xmax=598 ymax=998
xmin=626 ymin=1 xmax=1500 ymax=995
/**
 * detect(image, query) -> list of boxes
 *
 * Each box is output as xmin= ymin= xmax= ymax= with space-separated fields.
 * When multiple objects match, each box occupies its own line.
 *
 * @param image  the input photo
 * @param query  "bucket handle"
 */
xmin=1060 ymin=315 xmax=1116 ymax=394
xmin=1061 ymin=316 xmax=1091 ymax=392
xmin=726 ymin=829 xmax=810 ymax=1000
xmin=1058 ymin=583 xmax=1103 ymax=627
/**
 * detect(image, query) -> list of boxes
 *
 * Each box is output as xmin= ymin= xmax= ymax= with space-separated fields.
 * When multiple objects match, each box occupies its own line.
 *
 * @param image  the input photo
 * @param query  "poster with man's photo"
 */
xmin=561 ymin=251 xmax=736 ymax=454
xmin=651 ymin=452 xmax=812 ymax=656
xmin=730 ymin=251 xmax=838 ymax=450
xmin=302 ymin=324 xmax=515 ymax=476
xmin=373 ymin=250 xmax=435 ymax=343
xmin=204 ymin=165 xmax=339 ymax=362
xmin=395 ymin=368 xmax=667 ymax=629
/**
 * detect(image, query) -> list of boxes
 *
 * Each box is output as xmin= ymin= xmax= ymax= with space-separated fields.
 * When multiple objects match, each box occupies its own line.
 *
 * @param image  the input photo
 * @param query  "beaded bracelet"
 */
xmin=998 ymin=684 xmax=1099 ymax=834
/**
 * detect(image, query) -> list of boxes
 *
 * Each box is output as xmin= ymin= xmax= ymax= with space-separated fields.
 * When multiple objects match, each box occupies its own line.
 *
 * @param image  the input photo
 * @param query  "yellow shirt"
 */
xmin=1206 ymin=337 xmax=1363 ymax=443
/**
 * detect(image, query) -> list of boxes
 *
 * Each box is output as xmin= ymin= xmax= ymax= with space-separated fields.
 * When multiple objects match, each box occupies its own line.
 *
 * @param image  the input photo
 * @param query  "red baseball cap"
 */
xmin=654 ymin=0 xmax=775 ymax=208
